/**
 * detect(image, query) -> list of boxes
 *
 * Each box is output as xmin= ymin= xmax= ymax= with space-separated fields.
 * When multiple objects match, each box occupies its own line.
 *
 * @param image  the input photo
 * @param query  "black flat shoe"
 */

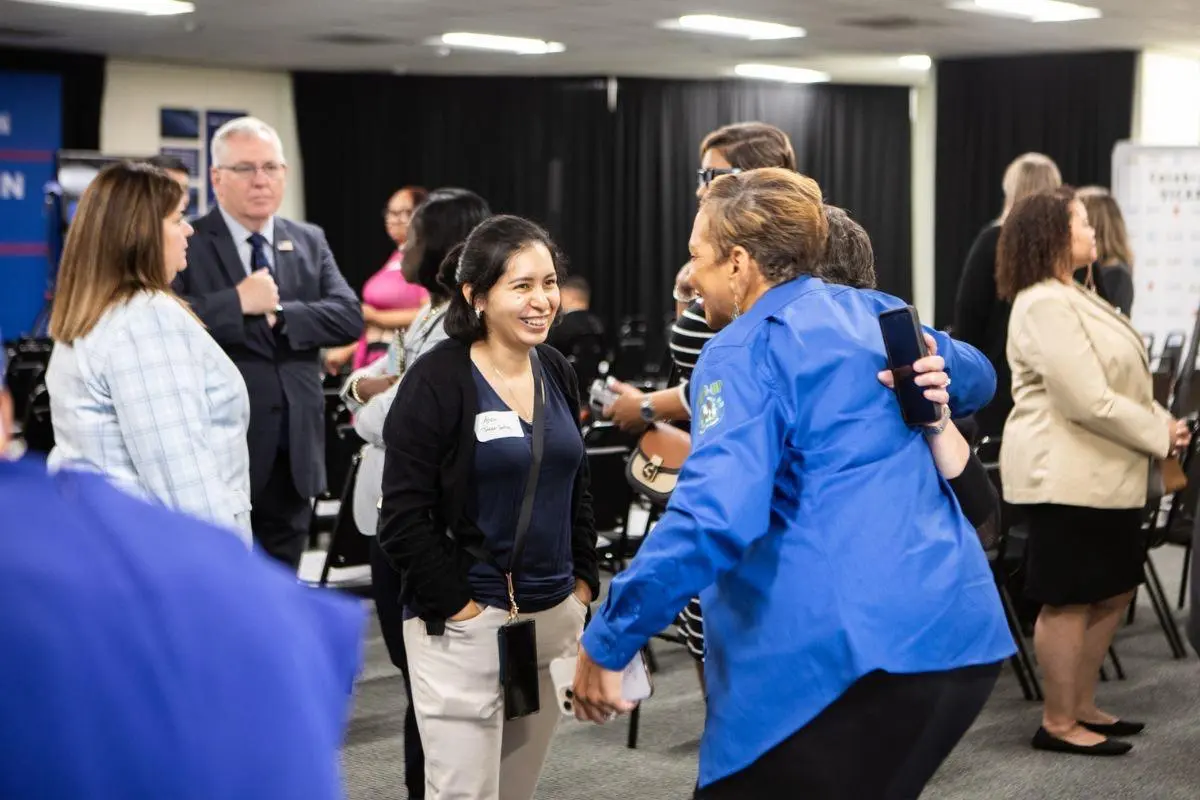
xmin=1079 ymin=719 xmax=1145 ymax=737
xmin=1031 ymin=727 xmax=1132 ymax=756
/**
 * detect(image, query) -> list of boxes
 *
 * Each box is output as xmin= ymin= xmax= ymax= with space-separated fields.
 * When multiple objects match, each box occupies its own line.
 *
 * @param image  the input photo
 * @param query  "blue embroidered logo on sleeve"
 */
xmin=696 ymin=380 xmax=725 ymax=435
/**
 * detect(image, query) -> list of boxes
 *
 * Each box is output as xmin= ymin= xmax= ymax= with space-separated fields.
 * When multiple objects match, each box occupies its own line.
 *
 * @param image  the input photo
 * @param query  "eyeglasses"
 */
xmin=697 ymin=167 xmax=742 ymax=190
xmin=218 ymin=162 xmax=286 ymax=180
xmin=383 ymin=208 xmax=414 ymax=221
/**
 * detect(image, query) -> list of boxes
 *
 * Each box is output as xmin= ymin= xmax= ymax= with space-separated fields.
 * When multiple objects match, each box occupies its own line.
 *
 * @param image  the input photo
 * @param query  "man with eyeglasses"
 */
xmin=173 ymin=116 xmax=363 ymax=572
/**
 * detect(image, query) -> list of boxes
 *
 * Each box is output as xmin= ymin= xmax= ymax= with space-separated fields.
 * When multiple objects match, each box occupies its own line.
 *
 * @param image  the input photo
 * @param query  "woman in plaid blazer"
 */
xmin=44 ymin=162 xmax=251 ymax=543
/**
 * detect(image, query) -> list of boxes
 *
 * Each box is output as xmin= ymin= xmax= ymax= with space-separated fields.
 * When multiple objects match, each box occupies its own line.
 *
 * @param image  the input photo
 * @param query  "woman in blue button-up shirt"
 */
xmin=574 ymin=168 xmax=1015 ymax=799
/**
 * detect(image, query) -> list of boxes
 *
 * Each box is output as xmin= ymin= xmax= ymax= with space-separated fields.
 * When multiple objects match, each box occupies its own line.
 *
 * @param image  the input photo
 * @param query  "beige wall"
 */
xmin=100 ymin=59 xmax=305 ymax=220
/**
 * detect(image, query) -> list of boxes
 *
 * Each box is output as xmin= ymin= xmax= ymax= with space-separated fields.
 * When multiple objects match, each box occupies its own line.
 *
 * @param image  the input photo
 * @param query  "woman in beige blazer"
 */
xmin=998 ymin=187 xmax=1191 ymax=758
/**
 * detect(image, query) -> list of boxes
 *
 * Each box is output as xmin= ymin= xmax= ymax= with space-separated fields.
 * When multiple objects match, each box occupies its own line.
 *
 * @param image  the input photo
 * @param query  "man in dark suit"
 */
xmin=173 ymin=116 xmax=363 ymax=570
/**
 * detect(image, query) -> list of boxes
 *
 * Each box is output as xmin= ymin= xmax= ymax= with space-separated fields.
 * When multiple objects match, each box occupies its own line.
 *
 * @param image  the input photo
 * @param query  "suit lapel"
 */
xmin=203 ymin=209 xmax=248 ymax=288
xmin=272 ymin=218 xmax=295 ymax=300
xmin=1072 ymin=283 xmax=1150 ymax=370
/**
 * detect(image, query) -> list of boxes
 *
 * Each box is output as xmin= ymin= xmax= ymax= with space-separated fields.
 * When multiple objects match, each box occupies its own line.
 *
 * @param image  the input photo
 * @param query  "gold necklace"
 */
xmin=486 ymin=354 xmax=532 ymax=420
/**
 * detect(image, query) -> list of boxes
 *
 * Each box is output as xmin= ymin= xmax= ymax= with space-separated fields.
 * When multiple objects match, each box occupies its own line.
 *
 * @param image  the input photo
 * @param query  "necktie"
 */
xmin=247 ymin=232 xmax=273 ymax=277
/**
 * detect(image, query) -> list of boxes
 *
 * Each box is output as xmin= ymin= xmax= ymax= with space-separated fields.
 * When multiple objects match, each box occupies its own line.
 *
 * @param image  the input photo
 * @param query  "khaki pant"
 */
xmin=403 ymin=594 xmax=588 ymax=800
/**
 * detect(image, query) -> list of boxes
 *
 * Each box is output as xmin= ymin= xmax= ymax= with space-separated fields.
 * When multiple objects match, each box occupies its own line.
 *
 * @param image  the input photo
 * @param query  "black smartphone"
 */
xmin=878 ymin=306 xmax=940 ymax=426
xmin=498 ymin=619 xmax=540 ymax=720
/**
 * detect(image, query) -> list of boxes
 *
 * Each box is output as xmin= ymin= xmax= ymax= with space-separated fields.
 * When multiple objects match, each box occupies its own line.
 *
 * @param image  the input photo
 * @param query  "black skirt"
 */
xmin=1021 ymin=503 xmax=1145 ymax=607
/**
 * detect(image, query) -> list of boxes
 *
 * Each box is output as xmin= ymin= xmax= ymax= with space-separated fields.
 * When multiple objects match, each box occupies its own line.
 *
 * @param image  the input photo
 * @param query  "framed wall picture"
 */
xmin=160 ymin=107 xmax=200 ymax=139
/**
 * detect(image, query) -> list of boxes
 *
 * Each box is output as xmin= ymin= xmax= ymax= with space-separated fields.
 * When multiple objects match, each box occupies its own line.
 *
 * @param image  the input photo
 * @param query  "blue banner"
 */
xmin=0 ymin=71 xmax=62 ymax=339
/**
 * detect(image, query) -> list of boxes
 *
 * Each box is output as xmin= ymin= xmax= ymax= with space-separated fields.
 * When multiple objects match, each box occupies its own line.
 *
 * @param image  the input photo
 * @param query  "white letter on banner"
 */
xmin=0 ymin=172 xmax=26 ymax=200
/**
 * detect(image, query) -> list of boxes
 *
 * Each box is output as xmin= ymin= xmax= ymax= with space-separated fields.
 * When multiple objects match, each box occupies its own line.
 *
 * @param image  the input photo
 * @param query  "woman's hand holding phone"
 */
xmin=877 ymin=332 xmax=951 ymax=411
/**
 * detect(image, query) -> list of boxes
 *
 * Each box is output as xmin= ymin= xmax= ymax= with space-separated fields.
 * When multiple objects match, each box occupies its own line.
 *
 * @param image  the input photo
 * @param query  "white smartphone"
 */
xmin=549 ymin=652 xmax=654 ymax=717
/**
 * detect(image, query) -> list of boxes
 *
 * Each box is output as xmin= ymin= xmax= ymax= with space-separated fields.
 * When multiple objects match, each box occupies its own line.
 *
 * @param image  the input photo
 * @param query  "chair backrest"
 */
xmin=20 ymin=384 xmax=55 ymax=454
xmin=1158 ymin=332 xmax=1186 ymax=377
xmin=612 ymin=316 xmax=649 ymax=382
xmin=5 ymin=338 xmax=53 ymax=425
xmin=321 ymin=388 xmax=362 ymax=502
xmin=584 ymin=422 xmax=638 ymax=534
xmin=564 ymin=330 xmax=609 ymax=391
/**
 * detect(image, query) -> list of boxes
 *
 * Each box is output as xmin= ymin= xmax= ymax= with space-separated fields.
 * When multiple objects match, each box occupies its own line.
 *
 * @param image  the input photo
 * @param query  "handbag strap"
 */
xmin=466 ymin=349 xmax=546 ymax=620
xmin=509 ymin=349 xmax=546 ymax=579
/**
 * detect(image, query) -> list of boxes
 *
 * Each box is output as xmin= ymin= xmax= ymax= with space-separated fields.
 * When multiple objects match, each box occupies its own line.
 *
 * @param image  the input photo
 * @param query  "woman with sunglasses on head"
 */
xmin=574 ymin=168 xmax=1013 ymax=799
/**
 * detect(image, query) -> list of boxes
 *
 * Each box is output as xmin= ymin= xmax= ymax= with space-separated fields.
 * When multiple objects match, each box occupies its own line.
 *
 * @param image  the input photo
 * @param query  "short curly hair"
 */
xmin=996 ymin=186 xmax=1077 ymax=302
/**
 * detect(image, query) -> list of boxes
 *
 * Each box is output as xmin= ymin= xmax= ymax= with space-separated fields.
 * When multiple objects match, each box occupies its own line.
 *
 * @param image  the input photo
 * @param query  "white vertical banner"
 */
xmin=1112 ymin=143 xmax=1200 ymax=358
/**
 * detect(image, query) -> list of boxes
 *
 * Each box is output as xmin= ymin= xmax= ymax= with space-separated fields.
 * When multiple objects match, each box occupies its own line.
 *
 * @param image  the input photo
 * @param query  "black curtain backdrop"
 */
xmin=614 ymin=78 xmax=912 ymax=346
xmin=293 ymin=73 xmax=912 ymax=355
xmin=292 ymin=73 xmax=613 ymax=306
xmin=934 ymin=50 xmax=1137 ymax=328
xmin=0 ymin=46 xmax=106 ymax=150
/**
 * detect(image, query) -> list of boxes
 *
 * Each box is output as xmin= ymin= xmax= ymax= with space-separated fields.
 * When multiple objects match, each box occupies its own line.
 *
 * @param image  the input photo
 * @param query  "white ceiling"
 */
xmin=2 ymin=0 xmax=1200 ymax=83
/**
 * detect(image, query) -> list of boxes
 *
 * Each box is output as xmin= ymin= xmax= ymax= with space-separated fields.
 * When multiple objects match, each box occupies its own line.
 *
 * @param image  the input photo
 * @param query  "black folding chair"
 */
xmin=311 ymin=449 xmax=372 ymax=596
xmin=1140 ymin=419 xmax=1200 ymax=658
xmin=977 ymin=436 xmax=1043 ymax=702
xmin=584 ymin=422 xmax=640 ymax=575
xmin=5 ymin=337 xmax=53 ymax=425
xmin=308 ymin=380 xmax=364 ymax=545
xmin=21 ymin=383 xmax=55 ymax=454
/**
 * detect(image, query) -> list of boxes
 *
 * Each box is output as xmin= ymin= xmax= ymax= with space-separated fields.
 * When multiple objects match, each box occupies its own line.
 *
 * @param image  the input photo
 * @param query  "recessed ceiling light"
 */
xmin=659 ymin=14 xmax=806 ymax=40
xmin=435 ymin=32 xmax=565 ymax=55
xmin=11 ymin=0 xmax=193 ymax=14
xmin=947 ymin=0 xmax=1101 ymax=23
xmin=898 ymin=54 xmax=933 ymax=70
xmin=734 ymin=64 xmax=830 ymax=84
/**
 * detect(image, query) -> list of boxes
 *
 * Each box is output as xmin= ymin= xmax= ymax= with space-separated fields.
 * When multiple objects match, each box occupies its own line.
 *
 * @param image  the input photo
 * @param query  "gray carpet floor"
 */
xmin=342 ymin=545 xmax=1200 ymax=799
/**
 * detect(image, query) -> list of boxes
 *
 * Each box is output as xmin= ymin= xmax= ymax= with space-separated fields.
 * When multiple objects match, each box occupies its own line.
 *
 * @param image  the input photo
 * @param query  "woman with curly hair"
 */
xmin=998 ymin=187 xmax=1191 ymax=757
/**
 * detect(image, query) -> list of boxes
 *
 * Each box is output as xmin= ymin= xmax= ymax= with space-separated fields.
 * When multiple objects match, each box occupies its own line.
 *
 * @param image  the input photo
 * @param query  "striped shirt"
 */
xmin=669 ymin=301 xmax=716 ymax=382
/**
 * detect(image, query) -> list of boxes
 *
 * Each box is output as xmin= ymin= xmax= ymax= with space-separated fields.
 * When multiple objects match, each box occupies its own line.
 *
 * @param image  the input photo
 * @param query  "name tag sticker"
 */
xmin=475 ymin=411 xmax=524 ymax=443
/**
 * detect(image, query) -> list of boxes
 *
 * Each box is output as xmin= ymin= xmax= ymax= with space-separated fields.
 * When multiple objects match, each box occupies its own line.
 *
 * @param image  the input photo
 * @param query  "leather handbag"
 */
xmin=626 ymin=423 xmax=691 ymax=506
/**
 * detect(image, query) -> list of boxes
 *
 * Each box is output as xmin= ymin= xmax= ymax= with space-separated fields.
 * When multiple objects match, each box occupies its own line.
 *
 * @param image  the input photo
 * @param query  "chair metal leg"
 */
xmin=1144 ymin=557 xmax=1188 ymax=659
xmin=1008 ymin=654 xmax=1035 ymax=701
xmin=1000 ymin=583 xmax=1042 ymax=701
xmin=1099 ymin=665 xmax=1109 ymax=682
xmin=1108 ymin=646 xmax=1127 ymax=681
xmin=1179 ymin=541 xmax=1192 ymax=611
xmin=1127 ymin=586 xmax=1138 ymax=626
xmin=626 ymin=705 xmax=640 ymax=749
xmin=626 ymin=644 xmax=656 ymax=750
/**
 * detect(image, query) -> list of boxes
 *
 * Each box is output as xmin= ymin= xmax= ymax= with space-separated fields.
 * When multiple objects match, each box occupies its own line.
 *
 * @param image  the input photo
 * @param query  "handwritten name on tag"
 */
xmin=475 ymin=411 xmax=525 ymax=443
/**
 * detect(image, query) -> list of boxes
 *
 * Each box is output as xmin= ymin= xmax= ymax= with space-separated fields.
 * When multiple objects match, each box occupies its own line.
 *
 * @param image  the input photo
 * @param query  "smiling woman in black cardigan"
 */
xmin=377 ymin=214 xmax=598 ymax=800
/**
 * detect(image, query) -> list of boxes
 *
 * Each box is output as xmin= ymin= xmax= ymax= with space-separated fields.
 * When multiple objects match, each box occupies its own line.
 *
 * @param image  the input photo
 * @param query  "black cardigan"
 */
xmin=377 ymin=338 xmax=599 ymax=634
xmin=952 ymin=223 xmax=1011 ymax=438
